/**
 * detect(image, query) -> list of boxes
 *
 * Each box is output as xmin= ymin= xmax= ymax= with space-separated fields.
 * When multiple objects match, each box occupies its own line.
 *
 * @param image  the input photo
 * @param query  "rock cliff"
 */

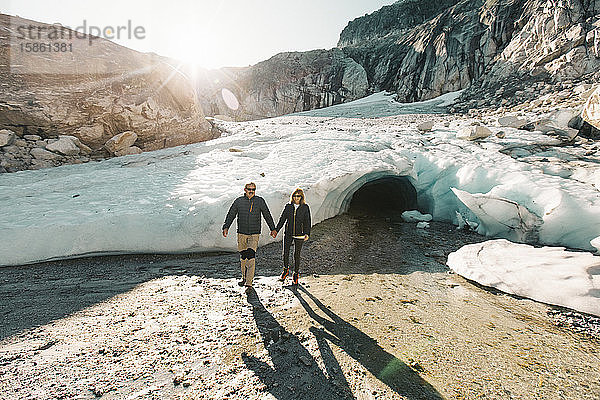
xmin=457 ymin=0 xmax=600 ymax=113
xmin=195 ymin=49 xmax=368 ymax=121
xmin=337 ymin=0 xmax=600 ymax=107
xmin=0 ymin=14 xmax=213 ymax=172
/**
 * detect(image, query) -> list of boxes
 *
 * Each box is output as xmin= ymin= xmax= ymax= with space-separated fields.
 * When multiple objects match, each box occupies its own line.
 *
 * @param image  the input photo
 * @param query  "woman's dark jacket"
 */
xmin=275 ymin=203 xmax=311 ymax=238
xmin=223 ymin=195 xmax=275 ymax=235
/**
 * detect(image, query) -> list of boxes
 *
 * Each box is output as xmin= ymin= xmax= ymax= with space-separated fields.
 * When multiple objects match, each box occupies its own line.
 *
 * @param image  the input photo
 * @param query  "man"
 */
xmin=223 ymin=182 xmax=277 ymax=289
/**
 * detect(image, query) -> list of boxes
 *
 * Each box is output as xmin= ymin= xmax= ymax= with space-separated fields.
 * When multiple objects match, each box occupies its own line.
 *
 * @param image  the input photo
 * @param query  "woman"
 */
xmin=275 ymin=188 xmax=311 ymax=285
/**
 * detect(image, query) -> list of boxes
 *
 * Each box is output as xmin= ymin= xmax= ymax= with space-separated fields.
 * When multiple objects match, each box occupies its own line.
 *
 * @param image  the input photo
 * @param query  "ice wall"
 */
xmin=1 ymin=93 xmax=600 ymax=266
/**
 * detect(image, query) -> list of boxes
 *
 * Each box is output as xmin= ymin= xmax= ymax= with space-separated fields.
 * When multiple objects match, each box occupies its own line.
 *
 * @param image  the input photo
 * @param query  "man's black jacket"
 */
xmin=275 ymin=203 xmax=311 ymax=238
xmin=223 ymin=195 xmax=275 ymax=235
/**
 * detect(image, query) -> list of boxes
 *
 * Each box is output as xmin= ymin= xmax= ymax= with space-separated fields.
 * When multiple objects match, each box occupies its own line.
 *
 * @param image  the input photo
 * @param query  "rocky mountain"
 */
xmin=195 ymin=49 xmax=368 ymax=121
xmin=453 ymin=0 xmax=600 ymax=119
xmin=338 ymin=0 xmax=600 ymax=103
xmin=0 ymin=14 xmax=213 ymax=173
xmin=3 ymin=1 xmax=600 ymax=172
xmin=199 ymin=0 xmax=599 ymax=129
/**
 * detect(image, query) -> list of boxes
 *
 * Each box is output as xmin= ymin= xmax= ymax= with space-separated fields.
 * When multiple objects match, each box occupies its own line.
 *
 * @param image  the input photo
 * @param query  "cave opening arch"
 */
xmin=346 ymin=176 xmax=418 ymax=216
xmin=311 ymin=171 xmax=425 ymax=223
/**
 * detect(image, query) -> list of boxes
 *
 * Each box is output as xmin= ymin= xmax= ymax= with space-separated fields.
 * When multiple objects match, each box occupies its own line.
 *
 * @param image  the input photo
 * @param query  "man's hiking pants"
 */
xmin=237 ymin=233 xmax=260 ymax=286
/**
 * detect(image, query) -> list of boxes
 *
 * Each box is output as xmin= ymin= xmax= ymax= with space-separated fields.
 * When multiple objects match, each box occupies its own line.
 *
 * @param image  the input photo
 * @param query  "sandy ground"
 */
xmin=1 ymin=214 xmax=599 ymax=400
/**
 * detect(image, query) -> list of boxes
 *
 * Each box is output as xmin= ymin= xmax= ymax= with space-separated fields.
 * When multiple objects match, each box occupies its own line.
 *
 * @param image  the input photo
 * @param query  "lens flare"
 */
xmin=221 ymin=88 xmax=240 ymax=111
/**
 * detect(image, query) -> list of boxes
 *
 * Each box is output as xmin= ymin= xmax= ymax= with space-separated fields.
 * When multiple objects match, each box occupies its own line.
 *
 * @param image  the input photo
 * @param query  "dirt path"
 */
xmin=1 ymin=215 xmax=599 ymax=399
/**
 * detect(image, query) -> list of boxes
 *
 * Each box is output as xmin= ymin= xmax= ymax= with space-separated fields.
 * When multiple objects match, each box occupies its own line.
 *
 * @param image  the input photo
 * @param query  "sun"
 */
xmin=168 ymin=2 xmax=234 ymax=70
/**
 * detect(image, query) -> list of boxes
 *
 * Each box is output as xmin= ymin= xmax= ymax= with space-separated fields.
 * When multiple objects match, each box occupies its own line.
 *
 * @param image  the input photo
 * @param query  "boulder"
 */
xmin=531 ymin=118 xmax=579 ymax=141
xmin=574 ymin=84 xmax=595 ymax=100
xmin=30 ymin=159 xmax=54 ymax=170
xmin=582 ymin=85 xmax=600 ymax=131
xmin=546 ymin=109 xmax=580 ymax=128
xmin=79 ymin=143 xmax=93 ymax=155
xmin=0 ymin=157 xmax=24 ymax=171
xmin=30 ymin=148 xmax=62 ymax=161
xmin=59 ymin=135 xmax=92 ymax=155
xmin=75 ymin=125 xmax=105 ymax=148
xmin=0 ymin=129 xmax=16 ymax=147
xmin=46 ymin=137 xmax=81 ymax=156
xmin=23 ymin=134 xmax=42 ymax=141
xmin=417 ymin=121 xmax=435 ymax=132
xmin=105 ymin=131 xmax=138 ymax=155
xmin=2 ymin=145 xmax=20 ymax=154
xmin=497 ymin=116 xmax=529 ymax=129
xmin=457 ymin=126 xmax=492 ymax=141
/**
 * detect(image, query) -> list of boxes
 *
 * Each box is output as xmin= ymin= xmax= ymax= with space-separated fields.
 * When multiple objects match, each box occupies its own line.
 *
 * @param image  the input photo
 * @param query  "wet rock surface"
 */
xmin=1 ymin=214 xmax=599 ymax=399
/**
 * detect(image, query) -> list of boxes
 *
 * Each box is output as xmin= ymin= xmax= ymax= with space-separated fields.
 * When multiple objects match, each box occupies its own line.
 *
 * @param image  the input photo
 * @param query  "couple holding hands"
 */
xmin=222 ymin=182 xmax=311 ymax=289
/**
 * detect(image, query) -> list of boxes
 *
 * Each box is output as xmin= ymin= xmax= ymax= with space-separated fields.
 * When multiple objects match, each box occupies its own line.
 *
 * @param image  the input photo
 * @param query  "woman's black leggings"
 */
xmin=283 ymin=236 xmax=304 ymax=273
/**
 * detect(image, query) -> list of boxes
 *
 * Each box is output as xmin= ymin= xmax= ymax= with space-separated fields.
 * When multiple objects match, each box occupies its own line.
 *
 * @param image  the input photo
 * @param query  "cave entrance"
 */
xmin=347 ymin=176 xmax=417 ymax=216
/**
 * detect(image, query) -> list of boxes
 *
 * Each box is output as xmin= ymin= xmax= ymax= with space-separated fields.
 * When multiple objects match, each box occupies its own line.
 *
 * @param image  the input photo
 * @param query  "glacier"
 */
xmin=1 ymin=91 xmax=600 ymax=271
xmin=447 ymin=239 xmax=600 ymax=316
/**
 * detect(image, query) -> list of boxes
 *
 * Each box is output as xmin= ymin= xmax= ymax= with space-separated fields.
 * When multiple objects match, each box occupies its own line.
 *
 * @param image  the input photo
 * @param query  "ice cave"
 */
xmin=346 ymin=176 xmax=418 ymax=215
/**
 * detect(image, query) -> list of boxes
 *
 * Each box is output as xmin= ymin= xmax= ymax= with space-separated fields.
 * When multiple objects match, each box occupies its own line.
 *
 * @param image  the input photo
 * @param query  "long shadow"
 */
xmin=243 ymin=288 xmax=355 ymax=400
xmin=291 ymin=285 xmax=444 ymax=400
xmin=0 ymin=251 xmax=239 ymax=340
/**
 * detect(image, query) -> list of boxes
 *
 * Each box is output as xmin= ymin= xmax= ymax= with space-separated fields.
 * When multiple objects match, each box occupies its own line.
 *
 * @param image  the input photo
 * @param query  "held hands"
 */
xmin=224 ymin=228 xmax=277 ymax=238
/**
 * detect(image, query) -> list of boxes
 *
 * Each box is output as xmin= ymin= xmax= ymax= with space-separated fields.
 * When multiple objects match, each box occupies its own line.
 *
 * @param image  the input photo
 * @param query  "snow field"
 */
xmin=1 ymin=92 xmax=599 ymax=269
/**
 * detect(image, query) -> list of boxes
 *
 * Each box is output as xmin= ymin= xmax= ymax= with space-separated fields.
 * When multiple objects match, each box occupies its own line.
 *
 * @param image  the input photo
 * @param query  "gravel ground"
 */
xmin=1 ymin=214 xmax=599 ymax=399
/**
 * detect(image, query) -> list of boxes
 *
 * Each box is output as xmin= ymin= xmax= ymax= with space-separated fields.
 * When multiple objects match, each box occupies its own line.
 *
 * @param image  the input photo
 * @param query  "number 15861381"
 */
xmin=19 ymin=42 xmax=73 ymax=53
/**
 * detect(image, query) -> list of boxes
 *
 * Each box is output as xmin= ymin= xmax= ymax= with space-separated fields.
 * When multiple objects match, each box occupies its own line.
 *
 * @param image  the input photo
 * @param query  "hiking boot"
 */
xmin=237 ymin=280 xmax=246 ymax=287
xmin=292 ymin=272 xmax=299 ymax=285
xmin=279 ymin=268 xmax=289 ymax=281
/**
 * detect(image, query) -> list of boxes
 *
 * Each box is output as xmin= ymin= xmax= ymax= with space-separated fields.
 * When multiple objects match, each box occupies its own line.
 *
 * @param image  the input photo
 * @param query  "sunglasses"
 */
xmin=245 ymin=188 xmax=256 ymax=192
xmin=293 ymin=195 xmax=302 ymax=198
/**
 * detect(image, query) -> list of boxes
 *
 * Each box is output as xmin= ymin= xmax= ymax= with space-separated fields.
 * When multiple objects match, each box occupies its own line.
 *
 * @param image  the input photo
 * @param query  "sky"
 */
xmin=1 ymin=0 xmax=397 ymax=69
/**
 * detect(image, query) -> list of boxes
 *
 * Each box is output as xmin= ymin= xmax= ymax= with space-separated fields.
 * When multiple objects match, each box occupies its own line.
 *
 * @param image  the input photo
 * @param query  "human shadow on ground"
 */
xmin=242 ymin=288 xmax=355 ymax=400
xmin=290 ymin=285 xmax=444 ymax=400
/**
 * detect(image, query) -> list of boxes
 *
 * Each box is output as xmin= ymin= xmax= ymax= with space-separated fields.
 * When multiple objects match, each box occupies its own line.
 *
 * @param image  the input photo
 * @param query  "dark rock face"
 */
xmin=0 ymin=14 xmax=213 ymax=172
xmin=338 ymin=0 xmax=526 ymax=102
xmin=196 ymin=49 xmax=368 ymax=121
xmin=337 ymin=0 xmax=600 ymax=105
xmin=338 ymin=0 xmax=462 ymax=47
